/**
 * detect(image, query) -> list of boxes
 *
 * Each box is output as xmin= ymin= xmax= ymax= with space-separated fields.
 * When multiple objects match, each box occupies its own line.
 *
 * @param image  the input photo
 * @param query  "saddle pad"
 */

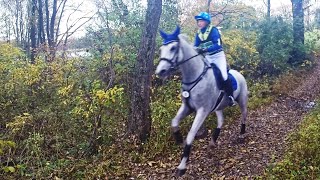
xmin=212 ymin=66 xmax=237 ymax=90
xmin=229 ymin=73 xmax=237 ymax=90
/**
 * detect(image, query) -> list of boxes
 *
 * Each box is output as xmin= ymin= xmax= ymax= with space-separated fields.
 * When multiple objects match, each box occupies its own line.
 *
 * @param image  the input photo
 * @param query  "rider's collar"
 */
xmin=200 ymin=25 xmax=211 ymax=33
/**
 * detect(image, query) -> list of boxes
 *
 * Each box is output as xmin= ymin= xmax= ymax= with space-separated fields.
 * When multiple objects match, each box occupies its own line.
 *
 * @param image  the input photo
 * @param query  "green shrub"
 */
xmin=0 ymin=43 xmax=128 ymax=178
xmin=256 ymin=17 xmax=293 ymax=77
xmin=305 ymin=29 xmax=320 ymax=55
xmin=223 ymin=29 xmax=260 ymax=79
xmin=264 ymin=102 xmax=320 ymax=179
xmin=0 ymin=43 xmax=25 ymax=62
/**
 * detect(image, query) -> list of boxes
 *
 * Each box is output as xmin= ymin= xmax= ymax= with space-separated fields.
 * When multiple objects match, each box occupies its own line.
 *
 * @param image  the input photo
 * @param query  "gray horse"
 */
xmin=155 ymin=26 xmax=248 ymax=176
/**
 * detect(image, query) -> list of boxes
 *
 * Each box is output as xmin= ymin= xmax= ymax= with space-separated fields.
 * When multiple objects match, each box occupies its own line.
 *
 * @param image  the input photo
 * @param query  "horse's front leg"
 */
xmin=209 ymin=110 xmax=224 ymax=147
xmin=176 ymin=108 xmax=209 ymax=176
xmin=172 ymin=103 xmax=192 ymax=144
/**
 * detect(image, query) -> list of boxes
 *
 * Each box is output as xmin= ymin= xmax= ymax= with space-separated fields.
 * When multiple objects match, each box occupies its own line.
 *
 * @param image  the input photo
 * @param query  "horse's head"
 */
xmin=155 ymin=26 xmax=183 ymax=79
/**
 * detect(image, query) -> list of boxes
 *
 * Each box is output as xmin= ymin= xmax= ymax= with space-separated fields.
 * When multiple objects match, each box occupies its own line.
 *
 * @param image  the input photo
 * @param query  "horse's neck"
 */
xmin=180 ymin=42 xmax=205 ymax=83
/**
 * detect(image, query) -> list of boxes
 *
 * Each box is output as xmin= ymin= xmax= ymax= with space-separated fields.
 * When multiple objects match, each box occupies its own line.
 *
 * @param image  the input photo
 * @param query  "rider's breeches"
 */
xmin=205 ymin=51 xmax=228 ymax=81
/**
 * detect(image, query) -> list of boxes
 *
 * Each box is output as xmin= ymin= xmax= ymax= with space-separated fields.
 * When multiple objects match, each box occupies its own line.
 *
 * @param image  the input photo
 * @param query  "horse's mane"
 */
xmin=178 ymin=34 xmax=195 ymax=50
xmin=178 ymin=34 xmax=190 ymax=43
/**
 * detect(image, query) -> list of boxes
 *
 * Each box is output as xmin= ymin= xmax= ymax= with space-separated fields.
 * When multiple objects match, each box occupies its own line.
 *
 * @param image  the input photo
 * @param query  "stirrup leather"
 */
xmin=228 ymin=96 xmax=236 ymax=106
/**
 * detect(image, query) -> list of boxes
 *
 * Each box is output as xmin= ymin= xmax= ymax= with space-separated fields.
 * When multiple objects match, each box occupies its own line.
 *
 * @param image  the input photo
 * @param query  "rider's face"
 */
xmin=197 ymin=20 xmax=208 ymax=29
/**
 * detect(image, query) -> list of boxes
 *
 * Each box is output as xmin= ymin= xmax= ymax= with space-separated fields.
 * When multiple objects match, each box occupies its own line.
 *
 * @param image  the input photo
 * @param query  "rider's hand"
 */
xmin=196 ymin=48 xmax=207 ymax=54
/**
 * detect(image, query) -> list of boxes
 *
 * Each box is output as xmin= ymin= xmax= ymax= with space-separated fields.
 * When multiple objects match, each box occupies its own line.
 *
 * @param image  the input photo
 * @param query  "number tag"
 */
xmin=182 ymin=91 xmax=190 ymax=98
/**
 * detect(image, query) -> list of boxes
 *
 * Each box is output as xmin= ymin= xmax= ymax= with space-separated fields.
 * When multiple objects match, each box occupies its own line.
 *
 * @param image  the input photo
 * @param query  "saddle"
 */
xmin=211 ymin=64 xmax=237 ymax=91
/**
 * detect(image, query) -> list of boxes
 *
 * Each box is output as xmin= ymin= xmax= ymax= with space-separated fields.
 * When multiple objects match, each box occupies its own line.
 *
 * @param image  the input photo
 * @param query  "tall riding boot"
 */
xmin=223 ymin=78 xmax=235 ymax=106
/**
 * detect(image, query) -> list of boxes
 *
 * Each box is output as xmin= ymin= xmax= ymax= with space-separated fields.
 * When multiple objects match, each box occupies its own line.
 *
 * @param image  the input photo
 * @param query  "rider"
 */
xmin=194 ymin=11 xmax=235 ymax=106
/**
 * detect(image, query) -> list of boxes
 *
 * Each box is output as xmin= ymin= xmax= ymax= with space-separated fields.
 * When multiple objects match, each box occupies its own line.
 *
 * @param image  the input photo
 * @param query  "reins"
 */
xmin=159 ymin=40 xmax=207 ymax=87
xmin=159 ymin=40 xmax=202 ymax=71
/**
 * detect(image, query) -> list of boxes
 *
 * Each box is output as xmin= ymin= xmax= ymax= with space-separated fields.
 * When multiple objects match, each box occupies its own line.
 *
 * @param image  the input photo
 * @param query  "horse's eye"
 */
xmin=170 ymin=46 xmax=176 ymax=52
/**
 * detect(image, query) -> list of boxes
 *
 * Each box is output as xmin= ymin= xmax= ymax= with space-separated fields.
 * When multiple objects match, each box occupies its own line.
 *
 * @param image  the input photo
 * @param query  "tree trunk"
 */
xmin=44 ymin=0 xmax=57 ymax=61
xmin=128 ymin=0 xmax=162 ymax=142
xmin=290 ymin=0 xmax=305 ymax=64
xmin=38 ymin=0 xmax=46 ymax=45
xmin=15 ymin=0 xmax=21 ymax=45
xmin=267 ymin=0 xmax=271 ymax=20
xmin=207 ymin=0 xmax=212 ymax=13
xmin=316 ymin=9 xmax=320 ymax=28
xmin=30 ymin=0 xmax=37 ymax=63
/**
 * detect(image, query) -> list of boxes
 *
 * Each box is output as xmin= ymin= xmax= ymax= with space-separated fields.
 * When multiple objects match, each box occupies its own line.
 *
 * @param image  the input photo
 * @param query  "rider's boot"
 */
xmin=223 ymin=78 xmax=235 ymax=106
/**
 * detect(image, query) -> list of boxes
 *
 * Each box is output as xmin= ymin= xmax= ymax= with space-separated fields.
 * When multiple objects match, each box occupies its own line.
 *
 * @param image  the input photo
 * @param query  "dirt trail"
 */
xmin=132 ymin=59 xmax=320 ymax=179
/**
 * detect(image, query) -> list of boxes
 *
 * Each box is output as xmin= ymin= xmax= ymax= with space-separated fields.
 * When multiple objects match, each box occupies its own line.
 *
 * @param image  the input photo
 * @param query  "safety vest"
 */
xmin=198 ymin=25 xmax=223 ymax=50
xmin=198 ymin=25 xmax=214 ymax=41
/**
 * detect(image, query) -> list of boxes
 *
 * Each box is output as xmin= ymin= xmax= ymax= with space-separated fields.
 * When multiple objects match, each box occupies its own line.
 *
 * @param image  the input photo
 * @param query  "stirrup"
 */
xmin=228 ymin=96 xmax=236 ymax=106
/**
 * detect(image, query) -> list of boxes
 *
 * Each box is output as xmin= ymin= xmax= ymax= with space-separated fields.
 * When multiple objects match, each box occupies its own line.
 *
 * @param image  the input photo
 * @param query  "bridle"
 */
xmin=159 ymin=40 xmax=202 ymax=73
xmin=159 ymin=40 xmax=209 ymax=86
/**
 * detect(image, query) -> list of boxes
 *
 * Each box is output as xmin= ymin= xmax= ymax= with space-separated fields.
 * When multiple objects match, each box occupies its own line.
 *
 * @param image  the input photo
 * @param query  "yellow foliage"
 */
xmin=223 ymin=30 xmax=260 ymax=77
xmin=0 ymin=140 xmax=16 ymax=155
xmin=6 ymin=113 xmax=33 ymax=134
xmin=94 ymin=86 xmax=124 ymax=104
xmin=58 ymin=85 xmax=74 ymax=96
xmin=0 ymin=43 xmax=24 ymax=62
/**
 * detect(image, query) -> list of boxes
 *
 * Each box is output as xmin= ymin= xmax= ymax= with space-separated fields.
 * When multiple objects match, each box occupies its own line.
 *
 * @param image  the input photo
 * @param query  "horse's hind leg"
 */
xmin=209 ymin=110 xmax=224 ymax=147
xmin=172 ymin=103 xmax=192 ymax=144
xmin=238 ymin=94 xmax=248 ymax=139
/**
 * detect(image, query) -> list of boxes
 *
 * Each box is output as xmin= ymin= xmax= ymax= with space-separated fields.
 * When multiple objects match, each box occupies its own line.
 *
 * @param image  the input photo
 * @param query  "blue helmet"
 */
xmin=195 ymin=12 xmax=211 ymax=23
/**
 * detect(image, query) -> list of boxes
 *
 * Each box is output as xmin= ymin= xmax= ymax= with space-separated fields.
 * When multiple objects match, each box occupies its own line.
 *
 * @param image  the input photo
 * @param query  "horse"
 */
xmin=155 ymin=26 xmax=249 ymax=176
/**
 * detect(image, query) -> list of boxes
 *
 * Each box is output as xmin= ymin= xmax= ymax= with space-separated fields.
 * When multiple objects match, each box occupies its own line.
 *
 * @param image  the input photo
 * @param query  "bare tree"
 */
xmin=207 ymin=0 xmax=212 ymax=12
xmin=44 ymin=0 xmax=94 ymax=60
xmin=58 ymin=2 xmax=95 ymax=58
xmin=37 ymin=0 xmax=46 ymax=45
xmin=128 ymin=0 xmax=162 ymax=142
xmin=0 ymin=0 xmax=28 ymax=46
xmin=0 ymin=0 xmax=94 ymax=61
xmin=267 ymin=0 xmax=270 ymax=19
xmin=30 ymin=0 xmax=37 ymax=63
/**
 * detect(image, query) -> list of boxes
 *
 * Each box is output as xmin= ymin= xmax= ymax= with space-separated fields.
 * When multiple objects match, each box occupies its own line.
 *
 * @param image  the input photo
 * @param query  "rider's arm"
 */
xmin=207 ymin=27 xmax=223 ymax=52
xmin=194 ymin=33 xmax=201 ymax=47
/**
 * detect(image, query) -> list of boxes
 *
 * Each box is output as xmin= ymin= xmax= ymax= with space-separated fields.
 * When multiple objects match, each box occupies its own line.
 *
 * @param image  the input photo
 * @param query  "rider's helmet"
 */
xmin=195 ymin=12 xmax=211 ymax=23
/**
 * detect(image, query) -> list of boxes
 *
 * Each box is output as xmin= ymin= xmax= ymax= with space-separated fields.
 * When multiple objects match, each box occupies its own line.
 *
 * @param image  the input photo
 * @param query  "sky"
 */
xmin=0 ymin=0 xmax=319 ymax=40
xmin=70 ymin=0 xmax=294 ymax=37
xmin=247 ymin=0 xmax=291 ymax=9
xmin=61 ymin=0 xmax=97 ymax=37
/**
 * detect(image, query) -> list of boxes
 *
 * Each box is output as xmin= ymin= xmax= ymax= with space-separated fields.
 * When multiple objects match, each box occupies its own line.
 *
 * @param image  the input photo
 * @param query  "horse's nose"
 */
xmin=157 ymin=69 xmax=167 ymax=78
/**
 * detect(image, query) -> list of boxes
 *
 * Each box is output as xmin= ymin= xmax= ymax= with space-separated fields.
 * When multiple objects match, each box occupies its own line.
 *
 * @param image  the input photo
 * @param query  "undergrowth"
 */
xmin=263 ymin=101 xmax=320 ymax=179
xmin=0 ymin=43 xmax=317 ymax=178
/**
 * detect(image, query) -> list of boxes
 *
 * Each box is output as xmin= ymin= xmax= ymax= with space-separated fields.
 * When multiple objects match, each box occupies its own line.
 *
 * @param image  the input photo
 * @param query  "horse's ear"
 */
xmin=173 ymin=26 xmax=180 ymax=37
xmin=159 ymin=30 xmax=167 ymax=39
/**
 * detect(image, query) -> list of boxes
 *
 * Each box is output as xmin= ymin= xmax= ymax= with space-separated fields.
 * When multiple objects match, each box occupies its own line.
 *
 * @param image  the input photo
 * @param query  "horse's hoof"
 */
xmin=176 ymin=168 xmax=187 ymax=176
xmin=209 ymin=140 xmax=217 ymax=148
xmin=238 ymin=134 xmax=246 ymax=143
xmin=239 ymin=134 xmax=245 ymax=138
xmin=175 ymin=138 xmax=183 ymax=145
xmin=195 ymin=128 xmax=208 ymax=139
xmin=172 ymin=130 xmax=184 ymax=145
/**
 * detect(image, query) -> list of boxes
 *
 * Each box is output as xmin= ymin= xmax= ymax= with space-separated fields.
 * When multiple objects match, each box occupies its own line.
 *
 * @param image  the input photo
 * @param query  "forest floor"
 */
xmin=130 ymin=58 xmax=320 ymax=179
